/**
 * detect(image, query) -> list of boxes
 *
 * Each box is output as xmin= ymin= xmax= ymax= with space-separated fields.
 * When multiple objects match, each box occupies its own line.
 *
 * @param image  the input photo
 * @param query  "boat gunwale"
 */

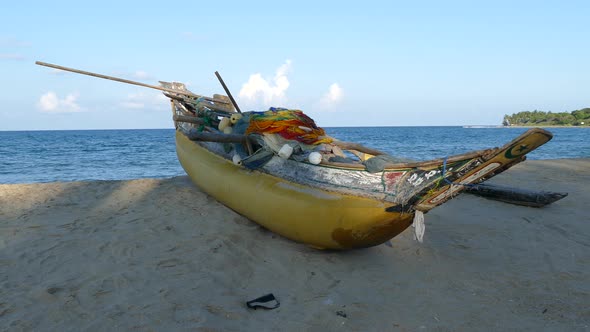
xmin=175 ymin=122 xmax=496 ymax=172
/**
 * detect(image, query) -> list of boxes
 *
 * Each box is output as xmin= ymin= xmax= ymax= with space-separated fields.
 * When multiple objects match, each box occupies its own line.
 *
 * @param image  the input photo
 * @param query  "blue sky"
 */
xmin=1 ymin=0 xmax=589 ymax=130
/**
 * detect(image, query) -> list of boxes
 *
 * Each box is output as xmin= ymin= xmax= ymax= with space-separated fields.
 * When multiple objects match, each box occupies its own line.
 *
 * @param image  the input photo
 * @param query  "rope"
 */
xmin=197 ymin=110 xmax=214 ymax=132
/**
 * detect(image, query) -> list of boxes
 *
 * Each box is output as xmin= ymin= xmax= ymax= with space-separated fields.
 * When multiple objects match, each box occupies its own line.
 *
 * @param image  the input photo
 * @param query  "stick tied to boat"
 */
xmin=35 ymin=61 xmax=230 ymax=105
xmin=214 ymin=71 xmax=242 ymax=113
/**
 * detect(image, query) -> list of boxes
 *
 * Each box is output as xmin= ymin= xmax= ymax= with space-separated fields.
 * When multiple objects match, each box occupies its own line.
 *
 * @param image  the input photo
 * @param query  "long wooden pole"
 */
xmin=331 ymin=141 xmax=385 ymax=156
xmin=465 ymin=183 xmax=568 ymax=208
xmin=214 ymin=71 xmax=242 ymax=113
xmin=187 ymin=129 xmax=252 ymax=143
xmin=35 ymin=61 xmax=230 ymax=105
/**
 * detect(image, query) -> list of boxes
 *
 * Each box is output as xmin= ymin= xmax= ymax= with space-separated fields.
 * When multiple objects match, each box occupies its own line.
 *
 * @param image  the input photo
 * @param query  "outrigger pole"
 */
xmin=35 ymin=61 xmax=231 ymax=105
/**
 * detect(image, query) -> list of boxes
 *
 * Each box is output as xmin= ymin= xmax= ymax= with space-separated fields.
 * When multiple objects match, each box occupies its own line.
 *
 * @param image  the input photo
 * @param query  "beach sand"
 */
xmin=1 ymin=159 xmax=589 ymax=331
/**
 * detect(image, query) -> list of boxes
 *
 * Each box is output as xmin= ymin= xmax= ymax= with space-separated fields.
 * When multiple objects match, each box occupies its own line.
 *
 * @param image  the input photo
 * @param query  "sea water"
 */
xmin=0 ymin=127 xmax=588 ymax=184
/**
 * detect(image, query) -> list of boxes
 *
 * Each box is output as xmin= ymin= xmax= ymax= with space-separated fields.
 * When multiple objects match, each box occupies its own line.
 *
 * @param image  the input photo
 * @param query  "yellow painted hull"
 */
xmin=176 ymin=131 xmax=413 ymax=249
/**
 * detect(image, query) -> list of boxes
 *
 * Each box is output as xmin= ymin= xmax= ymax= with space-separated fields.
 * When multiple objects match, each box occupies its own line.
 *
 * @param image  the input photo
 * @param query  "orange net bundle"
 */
xmin=245 ymin=108 xmax=333 ymax=145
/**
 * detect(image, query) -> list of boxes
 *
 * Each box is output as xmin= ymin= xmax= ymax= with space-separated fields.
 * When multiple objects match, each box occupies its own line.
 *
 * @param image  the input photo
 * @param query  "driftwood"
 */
xmin=465 ymin=183 xmax=568 ymax=207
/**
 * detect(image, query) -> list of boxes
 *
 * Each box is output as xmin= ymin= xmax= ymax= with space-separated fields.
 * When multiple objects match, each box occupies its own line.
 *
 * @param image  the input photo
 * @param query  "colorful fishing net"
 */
xmin=245 ymin=108 xmax=333 ymax=145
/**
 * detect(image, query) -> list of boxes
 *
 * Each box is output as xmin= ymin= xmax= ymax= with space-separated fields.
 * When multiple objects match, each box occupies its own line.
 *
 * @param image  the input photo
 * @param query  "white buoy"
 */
xmin=278 ymin=144 xmax=294 ymax=159
xmin=223 ymin=126 xmax=233 ymax=134
xmin=230 ymin=113 xmax=243 ymax=124
xmin=218 ymin=117 xmax=231 ymax=131
xmin=308 ymin=152 xmax=322 ymax=165
xmin=232 ymin=154 xmax=242 ymax=165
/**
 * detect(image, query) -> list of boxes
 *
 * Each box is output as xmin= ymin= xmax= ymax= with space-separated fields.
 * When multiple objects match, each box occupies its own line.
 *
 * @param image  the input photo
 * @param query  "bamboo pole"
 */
xmin=214 ymin=71 xmax=242 ymax=113
xmin=35 ymin=61 xmax=230 ymax=105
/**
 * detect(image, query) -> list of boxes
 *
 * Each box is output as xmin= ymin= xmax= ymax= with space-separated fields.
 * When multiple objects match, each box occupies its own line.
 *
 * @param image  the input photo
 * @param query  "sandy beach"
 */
xmin=1 ymin=158 xmax=588 ymax=331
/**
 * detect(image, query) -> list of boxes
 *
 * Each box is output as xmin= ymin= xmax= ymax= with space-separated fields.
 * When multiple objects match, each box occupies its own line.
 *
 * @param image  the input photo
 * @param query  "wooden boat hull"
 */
xmin=176 ymin=131 xmax=413 ymax=249
xmin=176 ymin=127 xmax=553 ymax=249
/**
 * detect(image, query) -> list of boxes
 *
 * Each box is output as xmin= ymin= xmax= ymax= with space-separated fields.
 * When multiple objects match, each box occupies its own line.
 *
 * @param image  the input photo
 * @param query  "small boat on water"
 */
xmin=36 ymin=62 xmax=554 ymax=249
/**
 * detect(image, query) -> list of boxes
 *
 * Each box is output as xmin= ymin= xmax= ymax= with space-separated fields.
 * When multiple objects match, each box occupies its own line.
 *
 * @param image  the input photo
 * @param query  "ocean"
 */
xmin=1 ymin=127 xmax=588 ymax=184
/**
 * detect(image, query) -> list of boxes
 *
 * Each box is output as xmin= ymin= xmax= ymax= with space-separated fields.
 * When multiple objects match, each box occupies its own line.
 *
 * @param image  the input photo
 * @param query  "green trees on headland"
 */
xmin=503 ymin=108 xmax=590 ymax=126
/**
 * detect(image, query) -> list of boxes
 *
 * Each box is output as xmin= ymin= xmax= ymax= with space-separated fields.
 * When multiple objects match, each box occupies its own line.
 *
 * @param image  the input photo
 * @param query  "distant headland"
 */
xmin=503 ymin=108 xmax=589 ymax=127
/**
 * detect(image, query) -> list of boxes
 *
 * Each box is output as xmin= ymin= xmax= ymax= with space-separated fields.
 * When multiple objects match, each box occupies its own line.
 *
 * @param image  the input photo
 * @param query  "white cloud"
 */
xmin=37 ymin=92 xmax=81 ymax=113
xmin=120 ymin=92 xmax=168 ymax=110
xmin=0 ymin=37 xmax=29 ymax=60
xmin=113 ymin=70 xmax=153 ymax=81
xmin=0 ymin=37 xmax=30 ymax=47
xmin=0 ymin=53 xmax=25 ymax=60
xmin=319 ymin=83 xmax=343 ymax=109
xmin=49 ymin=68 xmax=67 ymax=75
xmin=131 ymin=70 xmax=151 ymax=80
xmin=238 ymin=60 xmax=292 ymax=108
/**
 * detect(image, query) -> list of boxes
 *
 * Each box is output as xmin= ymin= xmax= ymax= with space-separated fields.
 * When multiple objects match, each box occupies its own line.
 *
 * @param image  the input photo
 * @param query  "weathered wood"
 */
xmin=169 ymin=98 xmax=193 ymax=115
xmin=465 ymin=183 xmax=568 ymax=207
xmin=213 ymin=94 xmax=235 ymax=112
xmin=245 ymin=139 xmax=254 ymax=155
xmin=170 ymin=97 xmax=233 ymax=123
xmin=35 ymin=61 xmax=230 ymax=105
xmin=321 ymin=149 xmax=489 ymax=170
xmin=173 ymin=115 xmax=206 ymax=125
xmin=187 ymin=129 xmax=252 ymax=143
xmin=165 ymin=93 xmax=234 ymax=114
xmin=196 ymin=101 xmax=235 ymax=114
xmin=214 ymin=71 xmax=242 ymax=113
xmin=331 ymin=140 xmax=386 ymax=157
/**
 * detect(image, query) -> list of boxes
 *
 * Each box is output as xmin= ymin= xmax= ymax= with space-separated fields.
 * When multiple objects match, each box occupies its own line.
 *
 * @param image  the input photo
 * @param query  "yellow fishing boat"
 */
xmin=35 ymin=61 xmax=554 ymax=249
xmin=174 ymin=123 xmax=551 ymax=249
xmin=165 ymin=81 xmax=552 ymax=249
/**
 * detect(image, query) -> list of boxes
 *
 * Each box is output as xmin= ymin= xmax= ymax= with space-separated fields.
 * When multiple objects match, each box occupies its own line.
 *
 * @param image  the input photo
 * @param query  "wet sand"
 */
xmin=1 ymin=159 xmax=589 ymax=331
